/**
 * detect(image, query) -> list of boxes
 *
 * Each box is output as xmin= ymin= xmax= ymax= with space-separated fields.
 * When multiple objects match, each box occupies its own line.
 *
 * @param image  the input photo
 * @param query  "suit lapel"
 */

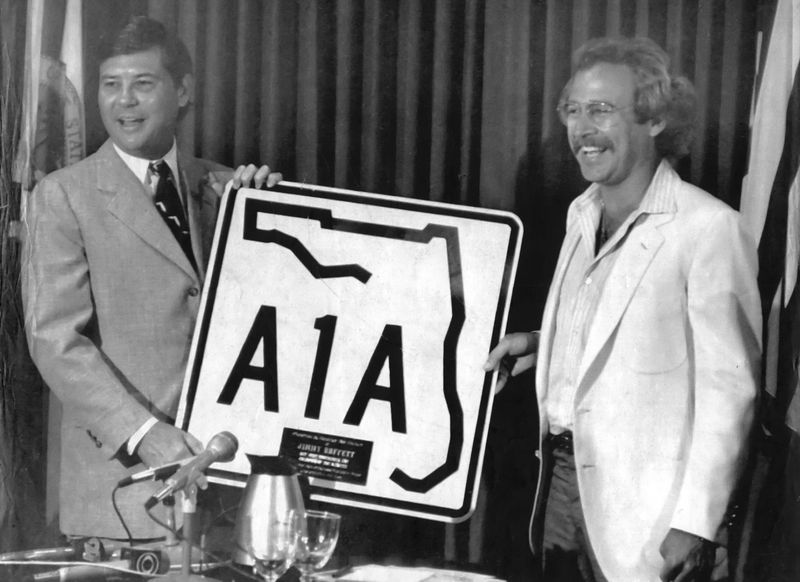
xmin=574 ymin=212 xmax=673 ymax=401
xmin=178 ymin=152 xmax=219 ymax=281
xmin=98 ymin=141 xmax=199 ymax=279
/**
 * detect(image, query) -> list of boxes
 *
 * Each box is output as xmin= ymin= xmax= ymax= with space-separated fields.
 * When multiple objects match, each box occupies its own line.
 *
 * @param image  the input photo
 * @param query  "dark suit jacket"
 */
xmin=22 ymin=139 xmax=231 ymax=538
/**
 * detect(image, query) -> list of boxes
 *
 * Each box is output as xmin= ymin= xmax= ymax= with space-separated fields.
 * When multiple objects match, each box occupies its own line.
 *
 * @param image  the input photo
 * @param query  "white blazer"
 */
xmin=531 ymin=161 xmax=762 ymax=581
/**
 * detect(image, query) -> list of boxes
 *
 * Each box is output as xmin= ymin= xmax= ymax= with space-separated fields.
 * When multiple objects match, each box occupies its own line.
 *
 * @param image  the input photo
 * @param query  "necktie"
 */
xmin=150 ymin=160 xmax=198 ymax=273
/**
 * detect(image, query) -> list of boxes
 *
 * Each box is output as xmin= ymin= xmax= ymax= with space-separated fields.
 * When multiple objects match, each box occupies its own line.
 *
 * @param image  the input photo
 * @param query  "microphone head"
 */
xmin=207 ymin=431 xmax=238 ymax=462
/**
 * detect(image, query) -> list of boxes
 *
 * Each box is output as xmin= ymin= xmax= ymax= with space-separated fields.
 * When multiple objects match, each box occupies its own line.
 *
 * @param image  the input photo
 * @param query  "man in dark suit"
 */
xmin=22 ymin=16 xmax=280 ymax=540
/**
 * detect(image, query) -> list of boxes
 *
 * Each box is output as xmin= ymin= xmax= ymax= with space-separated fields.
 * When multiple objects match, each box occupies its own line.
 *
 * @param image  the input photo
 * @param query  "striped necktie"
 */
xmin=150 ymin=160 xmax=197 ymax=273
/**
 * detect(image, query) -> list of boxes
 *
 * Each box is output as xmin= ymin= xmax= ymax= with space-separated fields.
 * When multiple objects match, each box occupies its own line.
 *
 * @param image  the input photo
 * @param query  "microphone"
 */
xmin=32 ymin=560 xmax=130 ymax=581
xmin=0 ymin=547 xmax=77 ymax=561
xmin=144 ymin=431 xmax=238 ymax=509
xmin=116 ymin=461 xmax=185 ymax=487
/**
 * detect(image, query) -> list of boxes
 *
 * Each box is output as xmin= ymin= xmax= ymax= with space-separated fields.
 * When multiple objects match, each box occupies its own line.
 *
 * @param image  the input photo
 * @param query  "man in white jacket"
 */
xmin=484 ymin=37 xmax=761 ymax=582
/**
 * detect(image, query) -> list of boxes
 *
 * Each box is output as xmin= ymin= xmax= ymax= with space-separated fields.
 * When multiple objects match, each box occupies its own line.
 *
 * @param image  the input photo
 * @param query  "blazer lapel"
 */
xmin=178 ymin=152 xmax=218 ymax=281
xmin=574 ymin=213 xmax=673 ymax=400
xmin=98 ymin=141 xmax=198 ymax=279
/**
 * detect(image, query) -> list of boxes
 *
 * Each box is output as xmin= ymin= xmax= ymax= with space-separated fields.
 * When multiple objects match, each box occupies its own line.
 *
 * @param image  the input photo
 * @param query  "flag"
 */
xmin=737 ymin=1 xmax=800 ymax=579
xmin=740 ymin=0 xmax=800 ymax=436
xmin=12 ymin=0 xmax=45 ymax=194
xmin=14 ymin=0 xmax=85 ymax=194
xmin=6 ymin=0 xmax=86 ymax=547
xmin=59 ymin=0 xmax=85 ymax=167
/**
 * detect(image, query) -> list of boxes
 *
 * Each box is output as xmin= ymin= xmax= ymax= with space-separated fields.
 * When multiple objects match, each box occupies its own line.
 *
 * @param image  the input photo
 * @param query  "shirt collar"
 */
xmin=113 ymin=140 xmax=179 ymax=186
xmin=571 ymin=159 xmax=678 ymax=257
xmin=640 ymin=159 xmax=680 ymax=215
xmin=574 ymin=159 xmax=677 ymax=221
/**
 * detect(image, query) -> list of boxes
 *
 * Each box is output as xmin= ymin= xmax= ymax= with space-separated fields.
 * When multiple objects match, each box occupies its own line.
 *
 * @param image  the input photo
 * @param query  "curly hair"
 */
xmin=98 ymin=16 xmax=193 ymax=86
xmin=564 ymin=36 xmax=697 ymax=162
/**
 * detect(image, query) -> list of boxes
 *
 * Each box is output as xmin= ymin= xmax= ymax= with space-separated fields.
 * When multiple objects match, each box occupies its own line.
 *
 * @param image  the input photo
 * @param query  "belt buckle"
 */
xmin=549 ymin=431 xmax=573 ymax=453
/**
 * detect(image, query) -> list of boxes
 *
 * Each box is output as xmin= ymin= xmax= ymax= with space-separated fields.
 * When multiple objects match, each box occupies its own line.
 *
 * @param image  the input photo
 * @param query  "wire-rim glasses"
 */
xmin=556 ymin=101 xmax=635 ymax=129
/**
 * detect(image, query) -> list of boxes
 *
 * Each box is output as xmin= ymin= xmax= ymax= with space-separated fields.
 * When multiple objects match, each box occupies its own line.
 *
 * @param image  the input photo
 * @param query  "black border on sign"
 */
xmin=181 ymin=183 xmax=521 ymax=522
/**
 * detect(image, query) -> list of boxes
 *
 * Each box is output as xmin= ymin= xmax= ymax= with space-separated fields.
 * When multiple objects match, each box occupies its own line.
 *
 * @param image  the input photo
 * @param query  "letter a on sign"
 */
xmin=177 ymin=181 xmax=521 ymax=522
xmin=217 ymin=305 xmax=279 ymax=412
xmin=343 ymin=324 xmax=407 ymax=434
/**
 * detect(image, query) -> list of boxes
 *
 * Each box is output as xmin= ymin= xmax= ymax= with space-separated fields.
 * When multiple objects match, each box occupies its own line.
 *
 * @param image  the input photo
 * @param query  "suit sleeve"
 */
xmin=670 ymin=208 xmax=762 ymax=540
xmin=21 ymin=177 xmax=154 ymax=455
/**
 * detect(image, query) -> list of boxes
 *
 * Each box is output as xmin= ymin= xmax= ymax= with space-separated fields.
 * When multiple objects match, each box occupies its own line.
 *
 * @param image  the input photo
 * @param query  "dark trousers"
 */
xmin=749 ymin=429 xmax=800 ymax=581
xmin=542 ymin=442 xmax=607 ymax=582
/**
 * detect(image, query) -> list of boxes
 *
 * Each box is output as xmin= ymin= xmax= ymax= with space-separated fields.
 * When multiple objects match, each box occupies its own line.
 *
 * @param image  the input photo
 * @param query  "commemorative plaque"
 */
xmin=176 ymin=182 xmax=521 ymax=522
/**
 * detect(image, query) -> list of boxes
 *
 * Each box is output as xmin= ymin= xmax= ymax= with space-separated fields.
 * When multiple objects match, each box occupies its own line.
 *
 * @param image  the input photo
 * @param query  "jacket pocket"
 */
xmin=618 ymin=296 xmax=688 ymax=374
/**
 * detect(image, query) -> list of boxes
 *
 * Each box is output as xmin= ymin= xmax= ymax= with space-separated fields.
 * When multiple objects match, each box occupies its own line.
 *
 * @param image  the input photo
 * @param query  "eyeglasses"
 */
xmin=556 ymin=101 xmax=634 ymax=129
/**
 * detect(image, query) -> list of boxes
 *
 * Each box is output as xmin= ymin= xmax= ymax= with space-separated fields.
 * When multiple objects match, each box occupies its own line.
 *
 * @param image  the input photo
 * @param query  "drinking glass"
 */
xmin=295 ymin=510 xmax=341 ymax=581
xmin=246 ymin=509 xmax=300 ymax=582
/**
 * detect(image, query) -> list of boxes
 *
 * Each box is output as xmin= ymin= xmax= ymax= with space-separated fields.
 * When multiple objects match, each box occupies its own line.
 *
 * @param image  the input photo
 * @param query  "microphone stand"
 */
xmin=164 ymin=494 xmax=178 ymax=548
xmin=150 ymin=485 xmax=221 ymax=582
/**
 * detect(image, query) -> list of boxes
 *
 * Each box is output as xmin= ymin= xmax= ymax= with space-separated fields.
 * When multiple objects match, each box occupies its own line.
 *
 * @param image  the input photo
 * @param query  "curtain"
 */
xmin=0 ymin=0 xmax=50 ymax=555
xmin=79 ymin=0 xmax=758 ymax=330
xmin=4 ymin=0 xmax=763 ymax=579
xmin=80 ymin=0 xmax=758 ymax=205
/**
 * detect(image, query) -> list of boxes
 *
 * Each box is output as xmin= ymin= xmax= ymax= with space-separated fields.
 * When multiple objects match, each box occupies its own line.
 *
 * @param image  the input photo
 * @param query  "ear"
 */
xmin=648 ymin=117 xmax=666 ymax=137
xmin=176 ymin=74 xmax=194 ymax=109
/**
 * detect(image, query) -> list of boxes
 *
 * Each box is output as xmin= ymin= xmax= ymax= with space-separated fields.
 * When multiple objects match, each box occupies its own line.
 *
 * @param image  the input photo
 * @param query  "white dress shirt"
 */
xmin=545 ymin=187 xmax=665 ymax=433
xmin=114 ymin=140 xmax=182 ymax=456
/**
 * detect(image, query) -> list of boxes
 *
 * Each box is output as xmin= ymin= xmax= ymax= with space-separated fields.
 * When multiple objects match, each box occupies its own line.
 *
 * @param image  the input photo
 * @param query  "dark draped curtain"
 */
xmin=81 ymin=0 xmax=759 ymax=330
xmin=2 ymin=1 xmax=764 ymax=580
xmin=83 ymin=0 xmax=759 ymax=204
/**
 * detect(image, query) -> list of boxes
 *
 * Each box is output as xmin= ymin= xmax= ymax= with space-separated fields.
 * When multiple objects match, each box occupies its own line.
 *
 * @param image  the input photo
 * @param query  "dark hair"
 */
xmin=563 ymin=36 xmax=697 ymax=162
xmin=98 ymin=16 xmax=193 ymax=85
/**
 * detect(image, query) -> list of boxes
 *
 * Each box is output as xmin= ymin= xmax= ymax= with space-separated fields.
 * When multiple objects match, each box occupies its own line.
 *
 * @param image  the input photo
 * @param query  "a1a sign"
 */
xmin=176 ymin=182 xmax=521 ymax=522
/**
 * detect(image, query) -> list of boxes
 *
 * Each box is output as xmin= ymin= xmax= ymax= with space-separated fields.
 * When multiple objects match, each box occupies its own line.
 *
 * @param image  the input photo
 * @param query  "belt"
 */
xmin=547 ymin=431 xmax=574 ymax=454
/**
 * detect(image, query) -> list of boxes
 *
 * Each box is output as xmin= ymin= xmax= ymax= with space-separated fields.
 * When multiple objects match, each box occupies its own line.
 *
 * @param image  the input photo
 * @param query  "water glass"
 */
xmin=295 ymin=510 xmax=341 ymax=581
xmin=246 ymin=510 xmax=300 ymax=582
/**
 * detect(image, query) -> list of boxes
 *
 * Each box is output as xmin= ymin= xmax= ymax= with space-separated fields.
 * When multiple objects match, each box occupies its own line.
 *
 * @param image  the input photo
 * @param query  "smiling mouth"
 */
xmin=117 ymin=117 xmax=144 ymax=129
xmin=577 ymin=145 xmax=608 ymax=160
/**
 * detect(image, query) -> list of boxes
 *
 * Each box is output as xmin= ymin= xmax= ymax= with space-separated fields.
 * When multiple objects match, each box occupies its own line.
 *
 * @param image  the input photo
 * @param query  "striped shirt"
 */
xmin=545 ymin=162 xmax=675 ymax=433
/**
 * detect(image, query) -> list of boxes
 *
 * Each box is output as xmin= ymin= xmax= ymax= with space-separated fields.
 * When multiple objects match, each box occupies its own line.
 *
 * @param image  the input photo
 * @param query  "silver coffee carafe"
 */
xmin=232 ymin=454 xmax=306 ymax=566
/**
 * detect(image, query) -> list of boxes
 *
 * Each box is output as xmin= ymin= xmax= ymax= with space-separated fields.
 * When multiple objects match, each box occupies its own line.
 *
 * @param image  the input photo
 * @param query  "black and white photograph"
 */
xmin=0 ymin=1 xmax=797 ymax=581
